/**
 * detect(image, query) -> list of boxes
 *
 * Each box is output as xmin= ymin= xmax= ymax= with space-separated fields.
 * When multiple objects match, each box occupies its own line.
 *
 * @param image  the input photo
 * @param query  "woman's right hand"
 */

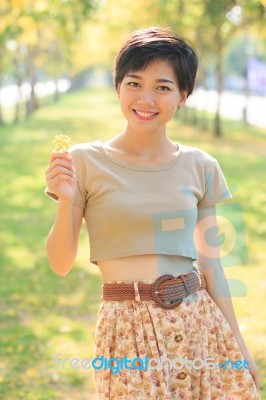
xmin=45 ymin=151 xmax=77 ymax=203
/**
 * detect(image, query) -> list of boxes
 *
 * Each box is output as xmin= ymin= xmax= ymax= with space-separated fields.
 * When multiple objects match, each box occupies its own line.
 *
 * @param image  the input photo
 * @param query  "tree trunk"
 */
xmin=199 ymin=68 xmax=209 ymax=132
xmin=0 ymin=104 xmax=3 ymax=126
xmin=200 ymin=110 xmax=208 ymax=132
xmin=13 ymin=54 xmax=22 ymax=124
xmin=243 ymin=60 xmax=250 ymax=126
xmin=191 ymin=106 xmax=198 ymax=125
xmin=214 ymin=28 xmax=224 ymax=137
xmin=0 ymin=61 xmax=4 ymax=126
xmin=26 ymin=47 xmax=38 ymax=117
xmin=14 ymin=83 xmax=23 ymax=124
xmin=53 ymin=81 xmax=60 ymax=102
xmin=0 ymin=81 xmax=3 ymax=126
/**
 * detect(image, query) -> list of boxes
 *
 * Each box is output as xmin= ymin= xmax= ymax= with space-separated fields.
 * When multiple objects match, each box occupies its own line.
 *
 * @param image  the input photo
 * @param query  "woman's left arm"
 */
xmin=194 ymin=206 xmax=260 ymax=391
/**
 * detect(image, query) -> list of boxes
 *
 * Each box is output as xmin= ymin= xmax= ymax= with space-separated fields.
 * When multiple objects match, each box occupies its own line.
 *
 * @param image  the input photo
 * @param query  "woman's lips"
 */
xmin=133 ymin=109 xmax=159 ymax=120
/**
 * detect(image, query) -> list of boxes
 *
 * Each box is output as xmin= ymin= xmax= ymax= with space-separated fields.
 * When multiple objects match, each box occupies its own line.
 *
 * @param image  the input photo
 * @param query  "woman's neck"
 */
xmin=107 ymin=130 xmax=177 ymax=158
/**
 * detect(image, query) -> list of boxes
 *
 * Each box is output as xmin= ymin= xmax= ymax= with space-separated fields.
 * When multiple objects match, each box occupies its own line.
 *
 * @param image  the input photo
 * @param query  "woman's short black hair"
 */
xmin=113 ymin=26 xmax=198 ymax=97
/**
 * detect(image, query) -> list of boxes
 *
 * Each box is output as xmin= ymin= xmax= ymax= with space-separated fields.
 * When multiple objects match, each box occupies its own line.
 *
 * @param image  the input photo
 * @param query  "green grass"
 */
xmin=0 ymin=88 xmax=265 ymax=399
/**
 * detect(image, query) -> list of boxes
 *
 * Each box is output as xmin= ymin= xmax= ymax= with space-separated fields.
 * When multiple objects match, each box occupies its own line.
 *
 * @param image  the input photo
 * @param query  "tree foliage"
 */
xmin=1 ymin=0 xmax=265 ymax=130
xmin=0 ymin=0 xmax=96 ymax=122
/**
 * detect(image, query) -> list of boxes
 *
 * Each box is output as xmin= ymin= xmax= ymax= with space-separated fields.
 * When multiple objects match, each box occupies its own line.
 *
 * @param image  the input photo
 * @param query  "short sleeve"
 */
xmin=44 ymin=187 xmax=59 ymax=202
xmin=197 ymin=158 xmax=232 ymax=208
xmin=44 ymin=145 xmax=87 ymax=209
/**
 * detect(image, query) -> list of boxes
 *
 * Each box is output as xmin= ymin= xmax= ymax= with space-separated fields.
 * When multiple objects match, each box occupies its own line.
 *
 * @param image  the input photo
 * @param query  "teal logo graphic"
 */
xmin=152 ymin=182 xmax=249 ymax=297
xmin=54 ymin=354 xmax=250 ymax=374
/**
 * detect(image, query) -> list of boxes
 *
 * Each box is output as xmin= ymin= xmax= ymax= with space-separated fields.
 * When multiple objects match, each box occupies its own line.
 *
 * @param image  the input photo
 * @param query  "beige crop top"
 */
xmin=45 ymin=140 xmax=232 ymax=265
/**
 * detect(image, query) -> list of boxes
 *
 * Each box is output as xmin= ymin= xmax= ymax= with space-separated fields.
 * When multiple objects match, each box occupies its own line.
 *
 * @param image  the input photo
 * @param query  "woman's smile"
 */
xmin=133 ymin=109 xmax=159 ymax=120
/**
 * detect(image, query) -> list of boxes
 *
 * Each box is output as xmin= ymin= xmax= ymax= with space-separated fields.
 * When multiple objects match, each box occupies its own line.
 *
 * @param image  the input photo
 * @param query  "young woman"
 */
xmin=45 ymin=27 xmax=260 ymax=399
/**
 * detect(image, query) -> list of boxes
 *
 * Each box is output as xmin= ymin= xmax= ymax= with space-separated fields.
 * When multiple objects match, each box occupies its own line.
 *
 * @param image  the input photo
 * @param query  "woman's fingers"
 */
xmin=45 ymin=150 xmax=77 ymax=201
xmin=49 ymin=150 xmax=72 ymax=164
xmin=46 ymin=152 xmax=74 ymax=174
xmin=49 ymin=174 xmax=75 ymax=187
xmin=47 ymin=164 xmax=75 ymax=180
xmin=45 ymin=151 xmax=76 ymax=188
xmin=46 ymin=167 xmax=76 ymax=188
xmin=48 ymin=152 xmax=74 ymax=169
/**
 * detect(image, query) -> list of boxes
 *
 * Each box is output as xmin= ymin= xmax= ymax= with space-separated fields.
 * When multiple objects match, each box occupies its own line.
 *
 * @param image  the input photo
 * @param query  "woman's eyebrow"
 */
xmin=126 ymin=74 xmax=175 ymax=84
xmin=156 ymin=79 xmax=175 ymax=84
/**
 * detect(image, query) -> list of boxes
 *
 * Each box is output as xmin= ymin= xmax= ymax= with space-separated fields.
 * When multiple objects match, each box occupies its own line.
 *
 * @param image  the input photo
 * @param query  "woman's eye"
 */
xmin=157 ymin=86 xmax=170 ymax=91
xmin=128 ymin=82 xmax=140 ymax=88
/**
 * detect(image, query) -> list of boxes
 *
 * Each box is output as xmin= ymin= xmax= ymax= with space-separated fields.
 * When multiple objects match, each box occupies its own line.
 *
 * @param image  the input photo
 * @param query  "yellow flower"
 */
xmin=53 ymin=134 xmax=71 ymax=152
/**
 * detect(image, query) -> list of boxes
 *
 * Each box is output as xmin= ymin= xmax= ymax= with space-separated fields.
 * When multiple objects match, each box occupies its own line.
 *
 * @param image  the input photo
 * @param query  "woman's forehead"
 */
xmin=126 ymin=59 xmax=177 ymax=81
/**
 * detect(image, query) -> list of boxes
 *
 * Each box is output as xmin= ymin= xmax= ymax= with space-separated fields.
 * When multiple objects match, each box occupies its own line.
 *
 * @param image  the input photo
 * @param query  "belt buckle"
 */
xmin=151 ymin=274 xmax=183 ymax=309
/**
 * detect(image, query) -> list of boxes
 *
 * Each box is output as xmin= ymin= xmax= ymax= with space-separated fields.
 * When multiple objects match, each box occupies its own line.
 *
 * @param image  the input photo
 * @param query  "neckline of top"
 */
xmin=96 ymin=140 xmax=182 ymax=171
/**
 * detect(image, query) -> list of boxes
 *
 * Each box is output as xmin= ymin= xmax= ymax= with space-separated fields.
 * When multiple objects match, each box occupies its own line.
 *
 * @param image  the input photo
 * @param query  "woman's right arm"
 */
xmin=45 ymin=151 xmax=84 ymax=276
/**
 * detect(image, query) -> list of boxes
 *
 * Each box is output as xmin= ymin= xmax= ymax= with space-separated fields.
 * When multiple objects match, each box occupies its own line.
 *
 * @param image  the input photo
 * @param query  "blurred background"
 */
xmin=1 ymin=0 xmax=266 ymax=133
xmin=1 ymin=0 xmax=266 ymax=399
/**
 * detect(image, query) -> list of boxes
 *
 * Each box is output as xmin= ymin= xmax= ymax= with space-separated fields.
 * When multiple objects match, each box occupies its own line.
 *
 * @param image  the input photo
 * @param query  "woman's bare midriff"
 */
xmin=97 ymin=254 xmax=195 ymax=282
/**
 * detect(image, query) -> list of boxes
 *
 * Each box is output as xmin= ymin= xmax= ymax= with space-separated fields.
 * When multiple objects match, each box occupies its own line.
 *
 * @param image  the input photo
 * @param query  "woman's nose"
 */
xmin=136 ymin=90 xmax=155 ymax=106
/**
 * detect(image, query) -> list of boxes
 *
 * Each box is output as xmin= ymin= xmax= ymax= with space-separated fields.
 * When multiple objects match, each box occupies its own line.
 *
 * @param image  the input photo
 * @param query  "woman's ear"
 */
xmin=116 ymin=83 xmax=121 ymax=98
xmin=178 ymin=91 xmax=188 ymax=108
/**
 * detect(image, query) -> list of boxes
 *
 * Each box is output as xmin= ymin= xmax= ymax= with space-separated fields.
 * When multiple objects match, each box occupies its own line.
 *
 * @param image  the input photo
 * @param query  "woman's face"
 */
xmin=116 ymin=59 xmax=188 ymax=134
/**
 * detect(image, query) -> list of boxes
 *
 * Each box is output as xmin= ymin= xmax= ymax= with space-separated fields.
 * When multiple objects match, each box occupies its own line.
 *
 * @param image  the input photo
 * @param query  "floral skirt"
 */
xmin=93 ymin=280 xmax=260 ymax=400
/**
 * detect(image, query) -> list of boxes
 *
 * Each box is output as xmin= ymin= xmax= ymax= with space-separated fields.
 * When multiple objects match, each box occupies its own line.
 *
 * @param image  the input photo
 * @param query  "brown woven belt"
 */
xmin=102 ymin=269 xmax=206 ymax=309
